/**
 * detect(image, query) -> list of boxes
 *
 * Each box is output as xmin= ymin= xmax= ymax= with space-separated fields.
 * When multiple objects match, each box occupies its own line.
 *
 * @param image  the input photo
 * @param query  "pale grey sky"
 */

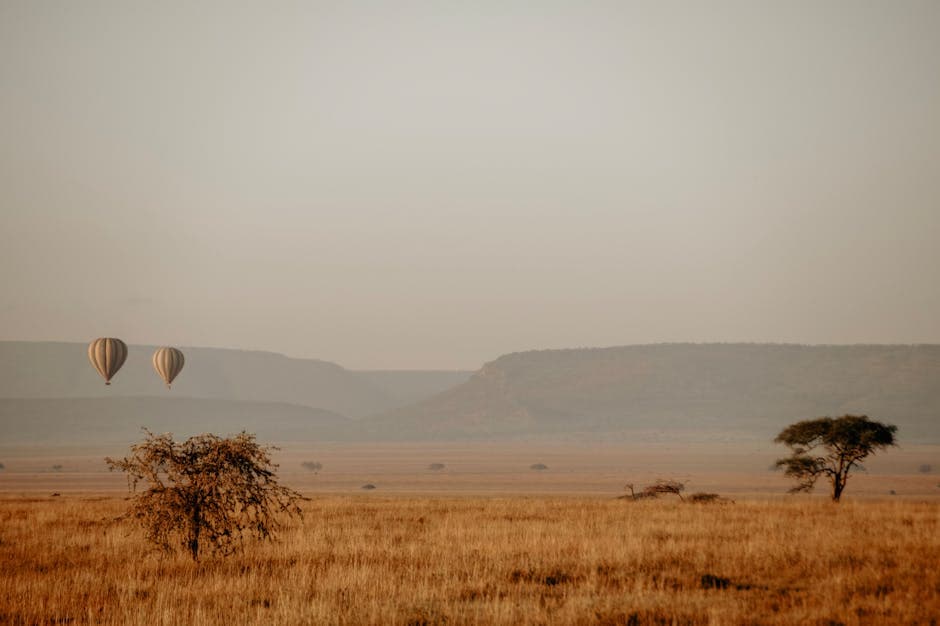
xmin=1 ymin=1 xmax=938 ymax=369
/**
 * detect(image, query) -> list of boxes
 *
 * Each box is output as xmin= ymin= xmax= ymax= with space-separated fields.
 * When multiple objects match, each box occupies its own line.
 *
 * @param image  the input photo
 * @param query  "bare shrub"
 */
xmin=301 ymin=461 xmax=322 ymax=473
xmin=645 ymin=479 xmax=685 ymax=499
xmin=51 ymin=464 xmax=63 ymax=472
xmin=428 ymin=463 xmax=445 ymax=471
xmin=530 ymin=463 xmax=549 ymax=471
xmin=622 ymin=480 xmax=685 ymax=501
xmin=106 ymin=430 xmax=304 ymax=560
xmin=918 ymin=464 xmax=932 ymax=474
xmin=361 ymin=484 xmax=377 ymax=490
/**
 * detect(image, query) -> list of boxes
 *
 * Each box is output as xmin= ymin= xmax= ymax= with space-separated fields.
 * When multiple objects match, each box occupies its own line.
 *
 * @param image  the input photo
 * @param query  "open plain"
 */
xmin=1 ymin=441 xmax=938 ymax=497
xmin=2 ymin=442 xmax=939 ymax=625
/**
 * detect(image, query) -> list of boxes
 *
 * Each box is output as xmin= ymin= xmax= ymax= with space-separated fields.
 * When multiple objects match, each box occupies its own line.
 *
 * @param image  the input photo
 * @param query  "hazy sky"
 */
xmin=1 ymin=1 xmax=938 ymax=369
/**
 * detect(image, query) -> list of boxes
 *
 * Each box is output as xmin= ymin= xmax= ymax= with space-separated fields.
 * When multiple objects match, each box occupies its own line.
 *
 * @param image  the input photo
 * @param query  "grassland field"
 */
xmin=1 ymin=494 xmax=939 ymax=625
xmin=1 ymin=442 xmax=939 ymax=625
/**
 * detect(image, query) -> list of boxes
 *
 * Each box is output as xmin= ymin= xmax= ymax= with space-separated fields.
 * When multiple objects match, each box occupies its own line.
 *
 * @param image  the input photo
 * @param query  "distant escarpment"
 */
xmin=362 ymin=344 xmax=940 ymax=442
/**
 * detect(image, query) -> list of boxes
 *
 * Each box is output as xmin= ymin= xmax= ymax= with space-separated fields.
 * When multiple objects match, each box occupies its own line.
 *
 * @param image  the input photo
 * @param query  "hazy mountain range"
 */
xmin=1 ymin=342 xmax=938 ymax=445
xmin=0 ymin=341 xmax=470 ymax=418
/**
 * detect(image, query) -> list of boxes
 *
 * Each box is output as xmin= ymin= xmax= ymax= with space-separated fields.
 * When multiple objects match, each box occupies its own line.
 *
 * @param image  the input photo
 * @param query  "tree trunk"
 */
xmin=189 ymin=504 xmax=201 ymax=560
xmin=832 ymin=475 xmax=844 ymax=502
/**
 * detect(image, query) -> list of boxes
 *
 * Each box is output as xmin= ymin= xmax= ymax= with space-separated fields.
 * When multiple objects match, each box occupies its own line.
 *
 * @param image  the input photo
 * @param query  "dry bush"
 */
xmin=301 ymin=461 xmax=323 ymax=473
xmin=427 ymin=463 xmax=445 ymax=471
xmin=106 ymin=430 xmax=304 ymax=560
xmin=1 ymin=496 xmax=938 ymax=625
xmin=529 ymin=463 xmax=548 ymax=471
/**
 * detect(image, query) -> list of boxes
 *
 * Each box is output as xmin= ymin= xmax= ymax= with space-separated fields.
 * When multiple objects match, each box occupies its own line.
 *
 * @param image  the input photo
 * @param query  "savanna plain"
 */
xmin=1 ymin=443 xmax=939 ymax=625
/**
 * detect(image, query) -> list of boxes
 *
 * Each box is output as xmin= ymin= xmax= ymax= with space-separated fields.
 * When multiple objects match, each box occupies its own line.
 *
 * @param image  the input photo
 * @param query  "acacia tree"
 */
xmin=107 ymin=430 xmax=305 ymax=560
xmin=774 ymin=415 xmax=897 ymax=502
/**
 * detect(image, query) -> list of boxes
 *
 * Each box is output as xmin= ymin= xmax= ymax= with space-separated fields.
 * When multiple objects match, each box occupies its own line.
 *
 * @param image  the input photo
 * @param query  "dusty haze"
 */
xmin=2 ymin=1 xmax=939 ymax=369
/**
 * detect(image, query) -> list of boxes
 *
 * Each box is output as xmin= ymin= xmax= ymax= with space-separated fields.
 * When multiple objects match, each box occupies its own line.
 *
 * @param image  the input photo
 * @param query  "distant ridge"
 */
xmin=363 ymin=344 xmax=940 ymax=442
xmin=0 ymin=342 xmax=468 ymax=418
xmin=5 ymin=342 xmax=938 ymax=445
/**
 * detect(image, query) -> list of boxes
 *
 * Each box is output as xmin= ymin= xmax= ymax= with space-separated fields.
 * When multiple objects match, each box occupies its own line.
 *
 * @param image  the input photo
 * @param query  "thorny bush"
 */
xmin=107 ymin=430 xmax=305 ymax=560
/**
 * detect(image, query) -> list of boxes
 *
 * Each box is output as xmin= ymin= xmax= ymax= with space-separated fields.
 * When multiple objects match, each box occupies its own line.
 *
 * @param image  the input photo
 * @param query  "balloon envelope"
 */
xmin=152 ymin=347 xmax=185 ymax=389
xmin=87 ymin=338 xmax=128 ymax=385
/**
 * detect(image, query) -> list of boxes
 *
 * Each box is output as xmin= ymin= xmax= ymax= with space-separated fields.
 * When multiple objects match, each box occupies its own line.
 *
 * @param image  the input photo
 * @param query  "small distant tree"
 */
xmin=919 ymin=464 xmax=932 ymax=474
xmin=427 ymin=463 xmax=445 ymax=471
xmin=0 ymin=462 xmax=5 ymax=470
xmin=775 ymin=415 xmax=897 ymax=502
xmin=301 ymin=461 xmax=323 ymax=473
xmin=107 ymin=430 xmax=305 ymax=560
xmin=51 ymin=464 xmax=63 ymax=472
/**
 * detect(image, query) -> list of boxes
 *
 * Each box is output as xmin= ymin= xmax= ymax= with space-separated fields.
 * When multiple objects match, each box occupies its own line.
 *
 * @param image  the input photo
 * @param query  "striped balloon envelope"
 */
xmin=152 ymin=347 xmax=185 ymax=389
xmin=87 ymin=338 xmax=128 ymax=385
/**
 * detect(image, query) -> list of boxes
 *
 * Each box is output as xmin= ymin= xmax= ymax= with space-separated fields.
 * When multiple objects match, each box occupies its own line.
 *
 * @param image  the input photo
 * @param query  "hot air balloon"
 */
xmin=87 ymin=338 xmax=128 ymax=385
xmin=152 ymin=347 xmax=185 ymax=389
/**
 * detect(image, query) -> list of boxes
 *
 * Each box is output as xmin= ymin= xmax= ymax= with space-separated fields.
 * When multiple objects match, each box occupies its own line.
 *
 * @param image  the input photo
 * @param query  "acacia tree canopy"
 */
xmin=774 ymin=415 xmax=897 ymax=502
xmin=107 ymin=430 xmax=305 ymax=560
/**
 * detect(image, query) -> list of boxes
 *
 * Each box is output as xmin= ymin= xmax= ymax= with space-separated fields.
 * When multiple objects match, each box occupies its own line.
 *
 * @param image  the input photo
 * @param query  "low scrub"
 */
xmin=688 ymin=492 xmax=733 ymax=504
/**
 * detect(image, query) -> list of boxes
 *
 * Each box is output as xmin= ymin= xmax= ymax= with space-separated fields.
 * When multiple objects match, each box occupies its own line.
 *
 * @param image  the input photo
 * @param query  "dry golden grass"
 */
xmin=1 ymin=495 xmax=938 ymax=625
